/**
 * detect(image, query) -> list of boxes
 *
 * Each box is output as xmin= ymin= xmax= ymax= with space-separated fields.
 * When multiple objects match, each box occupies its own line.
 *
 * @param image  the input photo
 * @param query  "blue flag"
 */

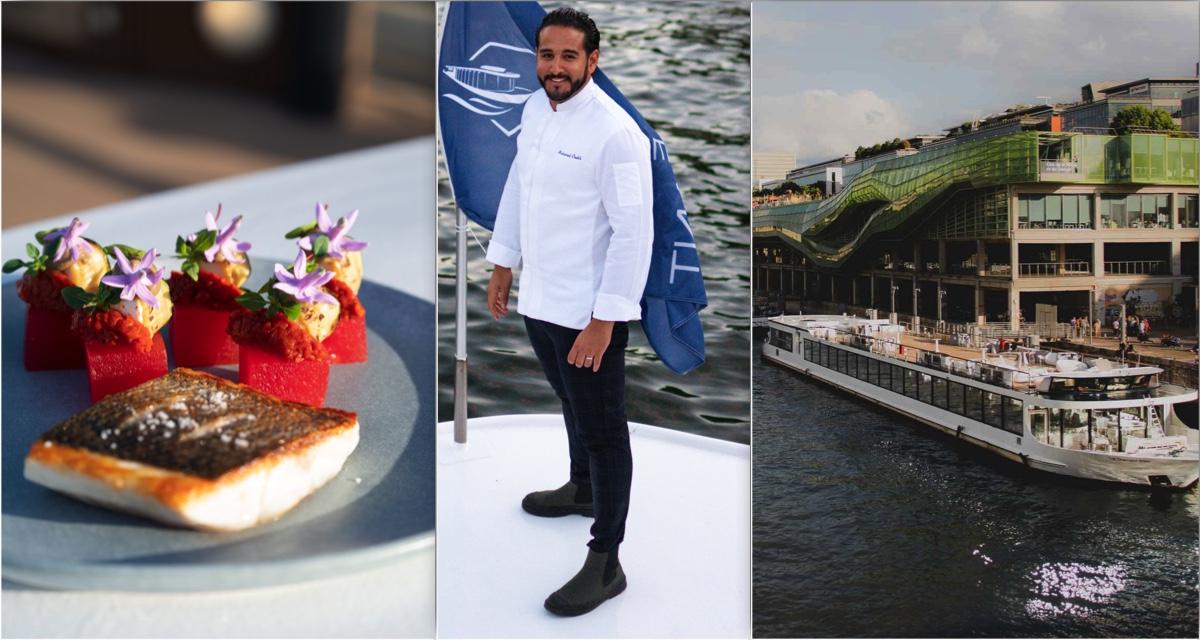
xmin=438 ymin=1 xmax=707 ymax=374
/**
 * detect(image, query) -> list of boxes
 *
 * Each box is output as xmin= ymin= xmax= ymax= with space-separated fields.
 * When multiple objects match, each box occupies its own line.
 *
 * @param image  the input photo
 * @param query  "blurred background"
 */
xmin=3 ymin=1 xmax=435 ymax=228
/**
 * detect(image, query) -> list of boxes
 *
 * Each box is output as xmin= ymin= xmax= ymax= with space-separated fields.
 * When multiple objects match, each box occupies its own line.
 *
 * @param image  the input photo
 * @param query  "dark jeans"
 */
xmin=524 ymin=316 xmax=632 ymax=553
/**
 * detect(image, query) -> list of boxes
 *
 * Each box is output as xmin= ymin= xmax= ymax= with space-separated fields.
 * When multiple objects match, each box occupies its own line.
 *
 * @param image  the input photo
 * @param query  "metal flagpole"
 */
xmin=454 ymin=208 xmax=469 ymax=443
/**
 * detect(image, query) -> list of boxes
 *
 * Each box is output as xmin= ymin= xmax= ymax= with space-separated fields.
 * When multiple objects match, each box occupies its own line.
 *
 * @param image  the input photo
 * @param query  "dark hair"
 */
xmin=536 ymin=7 xmax=600 ymax=55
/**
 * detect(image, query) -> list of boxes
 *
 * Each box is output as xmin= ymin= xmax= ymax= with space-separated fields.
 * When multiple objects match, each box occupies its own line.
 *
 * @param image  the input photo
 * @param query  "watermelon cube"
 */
xmin=238 ymin=343 xmax=329 ymax=407
xmin=85 ymin=334 xmax=169 ymax=402
xmin=25 ymin=307 xmax=86 ymax=370
xmin=324 ymin=315 xmax=368 ymax=364
xmin=171 ymin=305 xmax=239 ymax=367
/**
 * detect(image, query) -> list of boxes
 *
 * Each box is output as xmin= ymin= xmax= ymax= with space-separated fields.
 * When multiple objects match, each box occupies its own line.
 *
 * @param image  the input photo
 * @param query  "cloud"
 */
xmin=887 ymin=1 xmax=1198 ymax=85
xmin=754 ymin=89 xmax=909 ymax=165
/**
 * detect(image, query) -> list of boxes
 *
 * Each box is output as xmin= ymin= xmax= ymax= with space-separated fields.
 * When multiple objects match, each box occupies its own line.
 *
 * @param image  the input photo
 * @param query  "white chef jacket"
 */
xmin=485 ymin=79 xmax=654 ymax=331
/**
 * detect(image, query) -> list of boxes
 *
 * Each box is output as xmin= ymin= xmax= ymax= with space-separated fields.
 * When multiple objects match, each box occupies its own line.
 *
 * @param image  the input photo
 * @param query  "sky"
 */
xmin=753 ymin=1 xmax=1200 ymax=166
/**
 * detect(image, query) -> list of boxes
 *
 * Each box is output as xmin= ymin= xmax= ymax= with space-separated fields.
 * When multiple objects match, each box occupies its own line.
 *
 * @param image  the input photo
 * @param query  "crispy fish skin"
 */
xmin=24 ymin=369 xmax=359 ymax=531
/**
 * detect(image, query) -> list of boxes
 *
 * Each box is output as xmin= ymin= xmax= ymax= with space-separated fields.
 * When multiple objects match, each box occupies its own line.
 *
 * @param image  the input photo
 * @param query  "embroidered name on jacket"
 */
xmin=557 ymin=150 xmax=582 ymax=161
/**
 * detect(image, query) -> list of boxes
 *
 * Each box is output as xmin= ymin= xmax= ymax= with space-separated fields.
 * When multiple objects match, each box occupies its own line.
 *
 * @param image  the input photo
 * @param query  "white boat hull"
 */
xmin=762 ymin=343 xmax=1199 ymax=489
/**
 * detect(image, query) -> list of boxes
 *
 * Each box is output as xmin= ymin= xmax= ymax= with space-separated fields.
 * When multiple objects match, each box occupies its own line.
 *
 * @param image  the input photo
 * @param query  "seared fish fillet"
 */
xmin=24 ymin=369 xmax=359 ymax=531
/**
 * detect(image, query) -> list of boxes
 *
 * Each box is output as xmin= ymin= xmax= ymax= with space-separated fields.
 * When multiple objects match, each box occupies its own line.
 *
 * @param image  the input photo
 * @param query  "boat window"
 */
xmin=983 ymin=391 xmax=1004 ymax=429
xmin=948 ymin=381 xmax=965 ymax=415
xmin=965 ymin=386 xmax=983 ymax=422
xmin=1056 ymin=408 xmax=1090 ymax=450
xmin=803 ymin=339 xmax=812 ymax=361
xmin=1003 ymin=397 xmax=1023 ymax=435
xmin=904 ymin=369 xmax=918 ymax=399
xmin=919 ymin=373 xmax=933 ymax=404
xmin=857 ymin=355 xmax=870 ymax=381
xmin=1092 ymin=407 xmax=1150 ymax=453
xmin=889 ymin=364 xmax=903 ymax=393
xmin=932 ymin=377 xmax=948 ymax=409
xmin=1044 ymin=374 xmax=1154 ymax=400
xmin=819 ymin=343 xmax=828 ymax=367
xmin=867 ymin=358 xmax=879 ymax=386
xmin=768 ymin=328 xmax=794 ymax=352
xmin=837 ymin=347 xmax=848 ymax=373
xmin=1048 ymin=408 xmax=1065 ymax=447
xmin=1030 ymin=409 xmax=1048 ymax=443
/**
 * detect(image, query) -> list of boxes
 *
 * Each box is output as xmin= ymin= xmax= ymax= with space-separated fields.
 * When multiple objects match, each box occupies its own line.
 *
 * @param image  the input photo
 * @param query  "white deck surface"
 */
xmin=437 ymin=414 xmax=750 ymax=638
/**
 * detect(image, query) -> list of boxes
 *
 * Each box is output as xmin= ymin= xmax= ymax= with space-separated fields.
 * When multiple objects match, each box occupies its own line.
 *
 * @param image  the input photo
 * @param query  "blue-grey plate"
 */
xmin=0 ymin=261 xmax=434 ymax=591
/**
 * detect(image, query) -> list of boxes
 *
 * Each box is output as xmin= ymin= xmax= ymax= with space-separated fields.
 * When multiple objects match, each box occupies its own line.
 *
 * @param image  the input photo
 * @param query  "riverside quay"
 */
xmin=753 ymin=131 xmax=1199 ymax=332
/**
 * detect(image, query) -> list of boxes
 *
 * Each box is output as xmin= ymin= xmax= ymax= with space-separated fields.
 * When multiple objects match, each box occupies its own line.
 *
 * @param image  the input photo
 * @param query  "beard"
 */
xmin=539 ymin=71 xmax=588 ymax=102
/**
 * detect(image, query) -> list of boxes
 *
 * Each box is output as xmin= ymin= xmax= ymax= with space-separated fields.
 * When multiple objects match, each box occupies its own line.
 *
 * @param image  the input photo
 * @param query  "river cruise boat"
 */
xmin=763 ymin=315 xmax=1199 ymax=488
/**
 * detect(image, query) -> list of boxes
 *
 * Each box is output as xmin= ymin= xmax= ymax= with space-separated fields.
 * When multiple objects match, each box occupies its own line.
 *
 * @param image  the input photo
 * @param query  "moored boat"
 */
xmin=762 ymin=314 xmax=1199 ymax=488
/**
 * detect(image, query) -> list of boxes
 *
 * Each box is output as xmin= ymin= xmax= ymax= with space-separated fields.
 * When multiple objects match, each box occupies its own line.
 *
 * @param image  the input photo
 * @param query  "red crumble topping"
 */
xmin=17 ymin=270 xmax=73 ymax=312
xmin=326 ymin=278 xmax=365 ymax=319
xmin=73 ymin=308 xmax=154 ymax=352
xmin=228 ymin=309 xmax=328 ymax=362
xmin=168 ymin=271 xmax=241 ymax=310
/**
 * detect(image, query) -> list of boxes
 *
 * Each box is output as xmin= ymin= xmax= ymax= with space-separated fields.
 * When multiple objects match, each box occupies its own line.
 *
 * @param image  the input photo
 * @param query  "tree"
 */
xmin=779 ymin=181 xmax=802 ymax=194
xmin=1110 ymin=105 xmax=1180 ymax=135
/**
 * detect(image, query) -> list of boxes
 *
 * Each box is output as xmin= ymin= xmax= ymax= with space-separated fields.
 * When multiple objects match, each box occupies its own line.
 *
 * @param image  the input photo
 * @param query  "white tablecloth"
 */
xmin=1 ymin=138 xmax=436 ymax=638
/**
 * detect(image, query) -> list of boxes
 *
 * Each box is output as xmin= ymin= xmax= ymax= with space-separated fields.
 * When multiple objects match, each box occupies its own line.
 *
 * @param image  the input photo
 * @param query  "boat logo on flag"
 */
xmin=440 ymin=42 xmax=536 ymax=137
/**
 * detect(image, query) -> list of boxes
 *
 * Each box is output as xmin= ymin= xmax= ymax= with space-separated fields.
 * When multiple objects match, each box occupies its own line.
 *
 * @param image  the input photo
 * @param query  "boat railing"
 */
xmin=808 ymin=325 xmax=1048 ymax=392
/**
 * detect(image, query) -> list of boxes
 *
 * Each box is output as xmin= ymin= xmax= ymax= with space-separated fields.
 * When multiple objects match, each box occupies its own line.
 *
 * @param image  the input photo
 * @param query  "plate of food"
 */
xmin=1 ymin=208 xmax=434 ymax=591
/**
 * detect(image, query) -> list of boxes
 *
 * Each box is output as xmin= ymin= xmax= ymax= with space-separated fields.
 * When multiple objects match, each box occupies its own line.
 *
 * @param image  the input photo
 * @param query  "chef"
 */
xmin=485 ymin=6 xmax=653 ymax=618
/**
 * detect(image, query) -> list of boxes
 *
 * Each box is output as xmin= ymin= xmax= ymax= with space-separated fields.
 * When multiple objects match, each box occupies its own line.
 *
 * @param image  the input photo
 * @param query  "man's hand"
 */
xmin=568 ymin=319 xmax=614 ymax=372
xmin=487 ymin=266 xmax=513 ymax=320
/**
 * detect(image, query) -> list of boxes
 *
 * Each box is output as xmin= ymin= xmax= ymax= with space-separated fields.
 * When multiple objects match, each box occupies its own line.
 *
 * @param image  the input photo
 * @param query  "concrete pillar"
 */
xmin=802 ymin=269 xmax=808 ymax=298
xmin=938 ymin=240 xmax=947 ymax=273
xmin=830 ymin=275 xmax=837 ymax=304
xmin=975 ymin=284 xmax=985 ymax=325
xmin=1057 ymin=243 xmax=1065 ymax=275
xmin=1171 ymin=239 xmax=1182 ymax=276
xmin=1092 ymin=191 xmax=1102 ymax=230
xmin=851 ymin=277 xmax=858 ymax=306
xmin=976 ymin=240 xmax=987 ymax=276
xmin=937 ymin=279 xmax=944 ymax=324
xmin=914 ymin=243 xmax=923 ymax=275
xmin=911 ymin=276 xmax=921 ymax=330
xmin=869 ymin=274 xmax=875 ymax=308
xmin=1009 ymin=287 xmax=1020 ymax=331
xmin=1094 ymin=240 xmax=1105 ymax=277
xmin=1011 ymin=237 xmax=1020 ymax=281
xmin=889 ymin=276 xmax=897 ymax=324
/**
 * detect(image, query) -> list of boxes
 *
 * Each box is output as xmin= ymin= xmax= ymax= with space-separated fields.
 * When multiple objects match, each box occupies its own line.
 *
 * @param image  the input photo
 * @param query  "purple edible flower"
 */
xmin=273 ymin=250 xmax=337 ymax=306
xmin=101 ymin=247 xmax=164 ymax=308
xmin=298 ymin=202 xmax=368 ymax=259
xmin=42 ymin=217 xmax=94 ymax=262
xmin=201 ymin=208 xmax=252 ymax=263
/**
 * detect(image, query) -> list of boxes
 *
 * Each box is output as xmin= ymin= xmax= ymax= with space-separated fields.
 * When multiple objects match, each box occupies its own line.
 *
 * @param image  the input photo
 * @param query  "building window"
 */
xmin=1179 ymin=194 xmax=1198 ymax=228
xmin=1101 ymin=194 xmax=1171 ymax=229
xmin=1018 ymin=194 xmax=1092 ymax=229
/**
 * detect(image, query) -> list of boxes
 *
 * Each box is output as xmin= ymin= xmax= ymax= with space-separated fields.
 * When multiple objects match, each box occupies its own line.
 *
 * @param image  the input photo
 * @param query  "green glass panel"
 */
xmin=1063 ymin=195 xmax=1078 ymax=225
xmin=1046 ymin=195 xmax=1062 ymax=225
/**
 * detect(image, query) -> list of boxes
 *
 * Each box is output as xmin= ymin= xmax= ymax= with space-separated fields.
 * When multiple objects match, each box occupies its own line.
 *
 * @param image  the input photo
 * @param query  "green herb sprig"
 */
xmin=174 ymin=230 xmax=218 ymax=281
xmin=2 ymin=242 xmax=52 ymax=276
xmin=236 ymin=282 xmax=303 ymax=322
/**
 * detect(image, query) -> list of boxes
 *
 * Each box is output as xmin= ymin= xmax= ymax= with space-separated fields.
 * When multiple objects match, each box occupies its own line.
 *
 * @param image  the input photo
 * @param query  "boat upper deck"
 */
xmin=767 ymin=315 xmax=1195 ymax=400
